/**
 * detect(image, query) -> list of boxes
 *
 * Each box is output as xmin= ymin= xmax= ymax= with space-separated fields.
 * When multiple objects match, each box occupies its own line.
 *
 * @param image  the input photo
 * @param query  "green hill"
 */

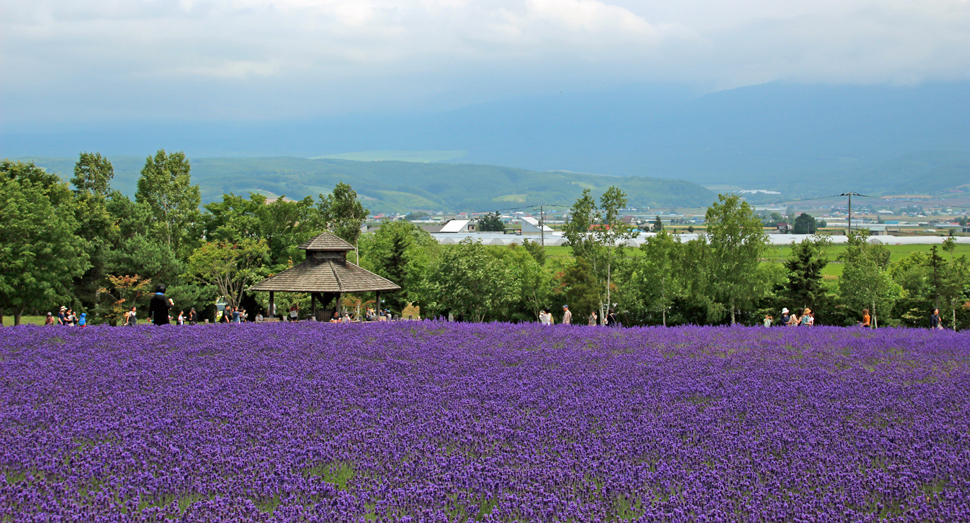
xmin=19 ymin=156 xmax=716 ymax=212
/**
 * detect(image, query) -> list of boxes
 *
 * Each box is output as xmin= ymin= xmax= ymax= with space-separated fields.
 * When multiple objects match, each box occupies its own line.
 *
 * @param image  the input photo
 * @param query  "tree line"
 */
xmin=0 ymin=153 xmax=367 ymax=325
xmin=2 ymin=153 xmax=969 ymax=328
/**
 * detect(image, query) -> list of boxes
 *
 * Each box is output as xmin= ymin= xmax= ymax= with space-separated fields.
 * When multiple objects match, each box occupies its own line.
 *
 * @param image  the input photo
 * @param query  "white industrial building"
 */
xmin=438 ymin=219 xmax=476 ymax=233
xmin=520 ymin=216 xmax=553 ymax=234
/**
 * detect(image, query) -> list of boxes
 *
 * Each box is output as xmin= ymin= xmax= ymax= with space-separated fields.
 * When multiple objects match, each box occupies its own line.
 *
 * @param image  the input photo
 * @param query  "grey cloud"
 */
xmin=1 ymin=0 xmax=969 ymax=125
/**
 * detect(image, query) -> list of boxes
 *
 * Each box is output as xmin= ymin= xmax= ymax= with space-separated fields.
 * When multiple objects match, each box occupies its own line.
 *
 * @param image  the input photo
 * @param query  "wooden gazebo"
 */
xmin=250 ymin=232 xmax=400 ymax=321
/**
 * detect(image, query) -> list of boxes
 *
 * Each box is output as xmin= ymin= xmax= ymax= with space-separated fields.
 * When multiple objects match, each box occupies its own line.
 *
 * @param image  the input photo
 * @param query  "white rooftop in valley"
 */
xmin=440 ymin=219 xmax=471 ymax=233
xmin=521 ymin=216 xmax=553 ymax=233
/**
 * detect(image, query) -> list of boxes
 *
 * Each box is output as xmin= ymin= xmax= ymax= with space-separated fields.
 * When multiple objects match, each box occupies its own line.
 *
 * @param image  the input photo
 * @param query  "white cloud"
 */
xmin=1 ymin=0 xmax=968 ymax=123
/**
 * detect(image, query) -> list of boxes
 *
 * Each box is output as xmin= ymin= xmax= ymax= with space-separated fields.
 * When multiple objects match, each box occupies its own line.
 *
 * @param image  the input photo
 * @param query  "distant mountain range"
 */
xmin=5 ymin=81 xmax=970 ymax=201
xmin=19 ymin=156 xmax=716 ymax=213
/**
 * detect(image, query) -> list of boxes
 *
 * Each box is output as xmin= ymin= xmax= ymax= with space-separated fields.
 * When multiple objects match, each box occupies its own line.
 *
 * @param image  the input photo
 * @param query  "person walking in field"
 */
xmin=45 ymin=312 xmax=55 ymax=326
xmin=780 ymin=308 xmax=790 ymax=326
xmin=289 ymin=303 xmax=299 ymax=322
xmin=124 ymin=306 xmax=137 ymax=326
xmin=538 ymin=310 xmax=549 ymax=325
xmin=764 ymin=314 xmax=773 ymax=328
xmin=562 ymin=305 xmax=572 ymax=325
xmin=588 ymin=311 xmax=598 ymax=326
xmin=861 ymin=308 xmax=870 ymax=328
xmin=148 ymin=284 xmax=173 ymax=326
xmin=930 ymin=308 xmax=942 ymax=330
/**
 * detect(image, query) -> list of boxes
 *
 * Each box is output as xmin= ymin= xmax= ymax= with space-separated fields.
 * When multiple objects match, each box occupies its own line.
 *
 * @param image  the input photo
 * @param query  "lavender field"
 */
xmin=2 ymin=323 xmax=970 ymax=522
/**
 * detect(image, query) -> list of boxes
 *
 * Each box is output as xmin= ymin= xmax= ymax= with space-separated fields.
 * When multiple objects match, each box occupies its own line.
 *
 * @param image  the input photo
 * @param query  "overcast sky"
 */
xmin=2 ymin=0 xmax=969 ymax=128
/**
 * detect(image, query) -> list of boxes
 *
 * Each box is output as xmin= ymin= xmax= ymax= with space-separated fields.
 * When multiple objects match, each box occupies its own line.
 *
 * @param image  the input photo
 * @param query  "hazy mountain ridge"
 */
xmin=5 ymin=82 xmax=970 ymax=200
xmin=19 ymin=156 xmax=716 ymax=212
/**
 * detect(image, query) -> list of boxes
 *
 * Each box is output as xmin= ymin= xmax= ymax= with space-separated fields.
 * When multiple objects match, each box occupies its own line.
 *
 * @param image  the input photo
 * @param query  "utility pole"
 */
xmin=539 ymin=205 xmax=544 ymax=247
xmin=839 ymin=192 xmax=864 ymax=234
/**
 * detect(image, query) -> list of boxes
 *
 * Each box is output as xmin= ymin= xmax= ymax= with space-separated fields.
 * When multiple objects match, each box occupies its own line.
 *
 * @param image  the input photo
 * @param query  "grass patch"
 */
xmin=303 ymin=461 xmax=356 ymax=491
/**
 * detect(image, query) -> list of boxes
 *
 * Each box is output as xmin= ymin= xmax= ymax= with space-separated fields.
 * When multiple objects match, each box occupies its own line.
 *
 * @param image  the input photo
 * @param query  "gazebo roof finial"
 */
xmin=298 ymin=231 xmax=355 ymax=252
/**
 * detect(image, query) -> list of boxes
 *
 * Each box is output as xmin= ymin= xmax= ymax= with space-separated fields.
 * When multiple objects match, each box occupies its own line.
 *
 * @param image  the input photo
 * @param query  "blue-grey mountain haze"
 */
xmin=5 ymin=82 xmax=969 ymax=201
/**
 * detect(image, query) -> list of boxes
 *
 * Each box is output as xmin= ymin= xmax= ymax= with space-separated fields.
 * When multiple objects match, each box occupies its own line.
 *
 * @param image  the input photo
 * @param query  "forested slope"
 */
xmin=22 ymin=156 xmax=715 ymax=212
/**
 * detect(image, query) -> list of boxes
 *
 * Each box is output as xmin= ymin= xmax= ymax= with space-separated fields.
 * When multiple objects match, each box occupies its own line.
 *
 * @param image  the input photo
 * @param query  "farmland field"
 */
xmin=2 ymin=323 xmax=970 ymax=521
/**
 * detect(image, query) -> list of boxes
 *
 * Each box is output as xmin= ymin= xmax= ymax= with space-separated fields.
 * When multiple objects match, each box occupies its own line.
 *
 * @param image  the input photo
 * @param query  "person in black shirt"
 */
xmin=148 ymin=284 xmax=173 ymax=325
xmin=605 ymin=308 xmax=618 ymax=327
xmin=187 ymin=308 xmax=197 ymax=325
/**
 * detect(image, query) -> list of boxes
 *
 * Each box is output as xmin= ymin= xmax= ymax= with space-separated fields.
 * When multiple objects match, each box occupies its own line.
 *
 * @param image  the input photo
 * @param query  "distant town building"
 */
xmin=439 ymin=219 xmax=476 ymax=233
xmin=520 ymin=216 xmax=554 ymax=234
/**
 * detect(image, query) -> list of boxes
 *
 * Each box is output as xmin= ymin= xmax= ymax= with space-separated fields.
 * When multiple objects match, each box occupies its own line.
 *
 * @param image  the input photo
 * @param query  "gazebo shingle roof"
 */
xmin=249 ymin=231 xmax=400 ymax=294
xmin=250 ymin=259 xmax=400 ymax=293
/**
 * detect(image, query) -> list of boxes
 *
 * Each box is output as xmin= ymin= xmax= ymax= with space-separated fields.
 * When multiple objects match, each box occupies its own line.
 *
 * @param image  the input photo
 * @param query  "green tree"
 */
xmin=488 ymin=244 xmax=553 ymax=322
xmin=359 ymin=220 xmax=438 ymax=314
xmin=651 ymin=215 xmax=664 ymax=232
xmin=677 ymin=235 xmax=717 ymax=322
xmin=184 ymin=239 xmax=270 ymax=310
xmin=940 ymin=238 xmax=970 ymax=330
xmin=428 ymin=239 xmax=513 ymax=322
xmin=0 ymin=161 xmax=89 ymax=325
xmin=103 ymin=191 xmax=184 ymax=285
xmin=318 ymin=182 xmax=368 ymax=262
xmin=839 ymin=232 xmax=901 ymax=327
xmin=559 ymin=257 xmax=601 ymax=323
xmin=477 ymin=211 xmax=505 ymax=232
xmin=563 ymin=189 xmax=602 ymax=271
xmin=203 ymin=193 xmax=323 ymax=268
xmin=792 ymin=213 xmax=818 ymax=234
xmin=71 ymin=152 xmax=114 ymax=197
xmin=70 ymin=153 xmax=121 ymax=312
xmin=705 ymin=193 xmax=769 ymax=324
xmin=592 ymin=187 xmax=638 ymax=320
xmin=135 ymin=149 xmax=202 ymax=259
xmin=633 ymin=230 xmax=684 ymax=326
xmin=521 ymin=239 xmax=547 ymax=266
xmin=783 ymin=236 xmax=830 ymax=310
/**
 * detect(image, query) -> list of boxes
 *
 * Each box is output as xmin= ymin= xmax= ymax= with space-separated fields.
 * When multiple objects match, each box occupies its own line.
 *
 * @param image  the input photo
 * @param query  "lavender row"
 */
xmin=2 ymin=323 xmax=970 ymax=521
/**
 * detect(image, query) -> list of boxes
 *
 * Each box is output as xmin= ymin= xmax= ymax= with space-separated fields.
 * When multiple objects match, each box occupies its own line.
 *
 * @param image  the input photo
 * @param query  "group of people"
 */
xmin=768 ymin=307 xmax=816 ymax=327
xmin=538 ymin=305 xmax=618 ymax=327
xmin=45 ymin=306 xmax=87 ymax=327
xmin=216 ymin=306 xmax=246 ymax=324
xmin=363 ymin=308 xmax=393 ymax=322
xmin=769 ymin=306 xmax=946 ymax=329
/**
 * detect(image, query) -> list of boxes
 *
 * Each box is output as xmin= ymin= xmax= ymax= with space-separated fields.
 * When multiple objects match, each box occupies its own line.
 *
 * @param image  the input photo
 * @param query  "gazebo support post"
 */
xmin=269 ymin=291 xmax=275 ymax=319
xmin=375 ymin=291 xmax=381 ymax=320
xmin=310 ymin=292 xmax=316 ymax=321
